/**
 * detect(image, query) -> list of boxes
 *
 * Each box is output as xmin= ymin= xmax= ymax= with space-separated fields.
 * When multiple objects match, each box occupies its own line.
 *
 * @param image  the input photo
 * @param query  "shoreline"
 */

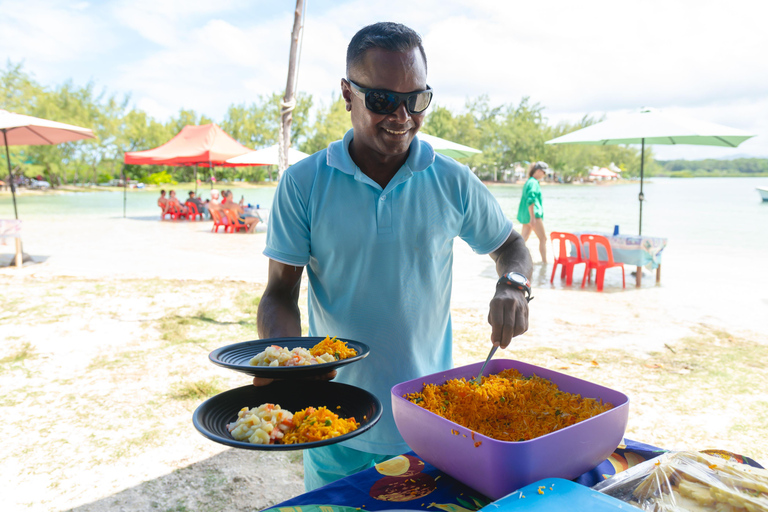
xmin=0 ymin=181 xmax=279 ymax=196
xmin=7 ymin=173 xmax=767 ymax=199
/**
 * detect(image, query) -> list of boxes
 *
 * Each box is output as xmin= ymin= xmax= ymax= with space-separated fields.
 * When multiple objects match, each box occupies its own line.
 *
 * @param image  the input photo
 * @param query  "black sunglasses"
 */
xmin=345 ymin=79 xmax=433 ymax=115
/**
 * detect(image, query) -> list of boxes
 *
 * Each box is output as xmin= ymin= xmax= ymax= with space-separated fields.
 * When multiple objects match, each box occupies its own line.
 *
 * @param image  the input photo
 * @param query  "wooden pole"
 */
xmin=123 ymin=168 xmax=127 ymax=218
xmin=278 ymin=0 xmax=306 ymax=179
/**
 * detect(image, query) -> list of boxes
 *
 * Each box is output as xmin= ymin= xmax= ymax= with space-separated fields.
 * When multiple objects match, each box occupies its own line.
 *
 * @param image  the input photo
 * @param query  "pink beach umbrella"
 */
xmin=1 ymin=109 xmax=95 ymax=219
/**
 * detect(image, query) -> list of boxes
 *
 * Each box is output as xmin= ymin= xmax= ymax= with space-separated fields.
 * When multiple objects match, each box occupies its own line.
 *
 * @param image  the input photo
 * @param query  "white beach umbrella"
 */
xmin=226 ymin=144 xmax=310 ymax=166
xmin=589 ymin=167 xmax=619 ymax=179
xmin=1 ymin=109 xmax=95 ymax=219
xmin=546 ymin=108 xmax=755 ymax=234
xmin=417 ymin=132 xmax=482 ymax=159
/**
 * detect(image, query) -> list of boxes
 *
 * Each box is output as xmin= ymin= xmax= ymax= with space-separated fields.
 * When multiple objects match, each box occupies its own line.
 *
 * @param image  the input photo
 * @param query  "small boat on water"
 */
xmin=758 ymin=187 xmax=768 ymax=202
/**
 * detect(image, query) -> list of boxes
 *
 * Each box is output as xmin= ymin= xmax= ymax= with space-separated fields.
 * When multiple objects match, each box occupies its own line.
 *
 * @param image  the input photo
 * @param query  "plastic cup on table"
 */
xmin=613 ymin=225 xmax=619 ymax=236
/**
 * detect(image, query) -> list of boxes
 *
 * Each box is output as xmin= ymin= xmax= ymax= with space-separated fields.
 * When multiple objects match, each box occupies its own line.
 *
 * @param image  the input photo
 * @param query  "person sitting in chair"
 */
xmin=221 ymin=190 xmax=259 ymax=233
xmin=157 ymin=189 xmax=169 ymax=214
xmin=187 ymin=191 xmax=209 ymax=218
xmin=167 ymin=190 xmax=188 ymax=215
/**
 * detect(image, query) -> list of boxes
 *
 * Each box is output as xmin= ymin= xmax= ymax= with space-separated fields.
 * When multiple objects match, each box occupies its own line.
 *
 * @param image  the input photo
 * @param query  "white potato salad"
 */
xmin=227 ymin=403 xmax=294 ymax=444
xmin=249 ymin=345 xmax=335 ymax=367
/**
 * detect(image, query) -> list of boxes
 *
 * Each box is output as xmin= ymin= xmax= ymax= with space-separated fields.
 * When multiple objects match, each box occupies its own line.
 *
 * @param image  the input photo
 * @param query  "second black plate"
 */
xmin=193 ymin=381 xmax=382 ymax=451
xmin=209 ymin=337 xmax=370 ymax=378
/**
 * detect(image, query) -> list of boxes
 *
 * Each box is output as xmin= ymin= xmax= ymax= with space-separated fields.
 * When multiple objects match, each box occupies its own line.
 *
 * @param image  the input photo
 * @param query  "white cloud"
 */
xmin=0 ymin=0 xmax=116 ymax=70
xmin=417 ymin=0 xmax=768 ymax=158
xmin=110 ymin=0 xmax=247 ymax=47
xmin=3 ymin=0 xmax=767 ymax=158
xmin=113 ymin=15 xmax=299 ymax=118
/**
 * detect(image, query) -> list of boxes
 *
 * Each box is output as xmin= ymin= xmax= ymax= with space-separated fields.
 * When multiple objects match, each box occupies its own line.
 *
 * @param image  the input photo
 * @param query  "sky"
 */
xmin=2 ymin=0 xmax=767 ymax=160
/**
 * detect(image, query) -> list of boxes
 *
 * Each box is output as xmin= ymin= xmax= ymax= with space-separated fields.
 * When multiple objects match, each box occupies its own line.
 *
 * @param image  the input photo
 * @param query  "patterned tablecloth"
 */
xmin=0 ymin=219 xmax=22 ymax=240
xmin=242 ymin=207 xmax=270 ymax=223
xmin=267 ymin=439 xmax=671 ymax=512
xmin=575 ymin=232 xmax=667 ymax=269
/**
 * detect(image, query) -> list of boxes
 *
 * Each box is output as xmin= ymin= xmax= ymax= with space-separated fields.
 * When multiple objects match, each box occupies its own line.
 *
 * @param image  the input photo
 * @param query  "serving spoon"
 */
xmin=472 ymin=345 xmax=498 ymax=385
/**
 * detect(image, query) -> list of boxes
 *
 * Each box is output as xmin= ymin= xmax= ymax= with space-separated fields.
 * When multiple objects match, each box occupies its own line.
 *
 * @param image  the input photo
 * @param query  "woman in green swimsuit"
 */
xmin=516 ymin=161 xmax=549 ymax=263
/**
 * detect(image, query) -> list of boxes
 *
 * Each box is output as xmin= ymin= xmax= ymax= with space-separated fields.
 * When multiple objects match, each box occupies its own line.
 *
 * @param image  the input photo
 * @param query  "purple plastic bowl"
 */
xmin=391 ymin=359 xmax=629 ymax=500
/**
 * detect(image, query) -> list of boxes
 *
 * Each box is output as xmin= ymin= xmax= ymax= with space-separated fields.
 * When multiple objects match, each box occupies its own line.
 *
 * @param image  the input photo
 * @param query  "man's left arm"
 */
xmin=488 ymin=230 xmax=533 ymax=348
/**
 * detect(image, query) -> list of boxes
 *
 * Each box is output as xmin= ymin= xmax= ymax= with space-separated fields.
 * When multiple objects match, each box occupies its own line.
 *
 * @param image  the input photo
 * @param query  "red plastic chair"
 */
xmin=550 ymin=232 xmax=585 ymax=286
xmin=223 ymin=208 xmax=249 ymax=233
xmin=185 ymin=201 xmax=204 ymax=220
xmin=210 ymin=208 xmax=229 ymax=233
xmin=162 ymin=202 xmax=183 ymax=220
xmin=580 ymin=234 xmax=625 ymax=292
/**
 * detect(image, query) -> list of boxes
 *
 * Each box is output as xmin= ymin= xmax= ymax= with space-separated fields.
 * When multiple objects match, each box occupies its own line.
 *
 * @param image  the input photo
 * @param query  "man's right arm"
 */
xmin=257 ymin=259 xmax=304 ymax=339
xmin=255 ymin=260 xmax=336 ymax=386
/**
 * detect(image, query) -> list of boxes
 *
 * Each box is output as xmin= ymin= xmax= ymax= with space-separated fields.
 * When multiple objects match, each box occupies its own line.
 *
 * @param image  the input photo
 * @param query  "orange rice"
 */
xmin=405 ymin=368 xmax=612 ymax=442
xmin=310 ymin=336 xmax=357 ymax=361
xmin=281 ymin=406 xmax=360 ymax=444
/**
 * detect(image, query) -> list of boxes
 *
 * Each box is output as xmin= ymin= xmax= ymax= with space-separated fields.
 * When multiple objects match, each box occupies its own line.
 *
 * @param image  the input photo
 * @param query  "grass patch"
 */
xmin=0 ymin=341 xmax=37 ymax=364
xmin=234 ymin=291 xmax=261 ymax=317
xmin=156 ymin=306 xmax=255 ymax=347
xmin=170 ymin=379 xmax=225 ymax=401
xmin=164 ymin=501 xmax=190 ymax=512
xmin=87 ymin=349 xmax=147 ymax=371
xmin=112 ymin=428 xmax=165 ymax=459
xmin=287 ymin=451 xmax=303 ymax=465
xmin=157 ymin=313 xmax=208 ymax=346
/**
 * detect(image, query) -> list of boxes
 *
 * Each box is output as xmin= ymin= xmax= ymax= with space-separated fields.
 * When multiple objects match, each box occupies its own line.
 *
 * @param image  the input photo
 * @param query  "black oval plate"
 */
xmin=209 ymin=337 xmax=370 ymax=378
xmin=192 ymin=381 xmax=382 ymax=450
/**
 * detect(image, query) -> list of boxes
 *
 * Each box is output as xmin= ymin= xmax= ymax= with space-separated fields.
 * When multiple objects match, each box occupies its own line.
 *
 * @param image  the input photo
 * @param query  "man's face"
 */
xmin=342 ymin=47 xmax=428 ymax=160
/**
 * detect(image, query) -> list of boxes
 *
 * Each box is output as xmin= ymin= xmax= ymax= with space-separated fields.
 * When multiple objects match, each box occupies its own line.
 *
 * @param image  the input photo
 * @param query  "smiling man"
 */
xmin=257 ymin=22 xmax=532 ymax=490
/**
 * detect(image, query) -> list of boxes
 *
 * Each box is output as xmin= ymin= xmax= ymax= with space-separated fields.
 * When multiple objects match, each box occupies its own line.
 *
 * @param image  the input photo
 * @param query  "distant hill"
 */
xmin=654 ymin=158 xmax=768 ymax=177
xmin=716 ymin=153 xmax=768 ymax=160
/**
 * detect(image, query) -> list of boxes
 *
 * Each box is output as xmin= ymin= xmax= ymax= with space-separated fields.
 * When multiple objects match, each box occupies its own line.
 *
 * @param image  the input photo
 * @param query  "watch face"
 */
xmin=507 ymin=273 xmax=527 ymax=285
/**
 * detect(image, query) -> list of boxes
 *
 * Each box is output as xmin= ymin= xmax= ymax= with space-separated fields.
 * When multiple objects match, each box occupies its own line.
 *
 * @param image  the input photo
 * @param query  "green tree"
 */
xmin=301 ymin=94 xmax=351 ymax=154
xmin=221 ymin=92 xmax=312 ymax=150
xmin=0 ymin=61 xmax=670 ymax=186
xmin=167 ymin=109 xmax=214 ymax=135
xmin=119 ymin=110 xmax=174 ymax=180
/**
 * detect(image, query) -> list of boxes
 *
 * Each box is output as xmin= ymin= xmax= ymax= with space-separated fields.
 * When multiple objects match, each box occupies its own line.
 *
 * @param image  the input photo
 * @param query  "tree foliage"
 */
xmin=423 ymin=98 xmax=655 ymax=180
xmin=656 ymin=158 xmax=768 ymax=177
xmin=300 ymin=94 xmax=351 ymax=155
xmin=10 ymin=61 xmax=759 ymax=186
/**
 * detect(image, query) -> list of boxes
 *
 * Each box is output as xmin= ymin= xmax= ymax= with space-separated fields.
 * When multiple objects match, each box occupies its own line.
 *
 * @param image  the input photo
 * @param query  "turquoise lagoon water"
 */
xmin=0 ymin=186 xmax=278 ymax=220
xmin=3 ymin=177 xmax=768 ymax=260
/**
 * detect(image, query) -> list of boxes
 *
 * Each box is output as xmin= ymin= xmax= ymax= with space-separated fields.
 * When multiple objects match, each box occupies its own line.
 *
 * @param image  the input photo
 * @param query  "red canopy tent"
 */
xmin=124 ymin=123 xmax=257 ymax=193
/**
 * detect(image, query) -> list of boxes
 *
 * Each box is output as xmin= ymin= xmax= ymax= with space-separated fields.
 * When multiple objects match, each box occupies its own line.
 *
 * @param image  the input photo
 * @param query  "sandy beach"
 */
xmin=1 ymin=211 xmax=767 ymax=511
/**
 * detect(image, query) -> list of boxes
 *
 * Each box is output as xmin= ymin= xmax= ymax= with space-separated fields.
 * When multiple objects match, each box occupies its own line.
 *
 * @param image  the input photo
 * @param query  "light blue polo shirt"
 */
xmin=264 ymin=129 xmax=513 ymax=454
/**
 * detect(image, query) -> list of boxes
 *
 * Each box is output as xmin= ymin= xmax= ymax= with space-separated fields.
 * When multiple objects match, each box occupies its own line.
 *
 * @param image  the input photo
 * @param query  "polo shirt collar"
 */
xmin=327 ymin=129 xmax=435 ymax=177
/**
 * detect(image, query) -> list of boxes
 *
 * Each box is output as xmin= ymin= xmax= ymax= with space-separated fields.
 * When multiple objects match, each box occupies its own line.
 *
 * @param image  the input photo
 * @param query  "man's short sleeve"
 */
xmin=459 ymin=170 xmax=513 ymax=255
xmin=263 ymin=172 xmax=311 ymax=266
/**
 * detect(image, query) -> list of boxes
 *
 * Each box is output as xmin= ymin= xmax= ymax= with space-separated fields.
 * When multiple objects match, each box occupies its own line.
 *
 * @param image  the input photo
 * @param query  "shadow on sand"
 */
xmin=68 ymin=448 xmax=303 ymax=512
xmin=0 ymin=253 xmax=49 ymax=268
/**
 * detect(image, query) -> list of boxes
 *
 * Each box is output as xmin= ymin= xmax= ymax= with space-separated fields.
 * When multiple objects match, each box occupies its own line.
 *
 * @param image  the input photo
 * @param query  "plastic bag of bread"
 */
xmin=592 ymin=450 xmax=768 ymax=511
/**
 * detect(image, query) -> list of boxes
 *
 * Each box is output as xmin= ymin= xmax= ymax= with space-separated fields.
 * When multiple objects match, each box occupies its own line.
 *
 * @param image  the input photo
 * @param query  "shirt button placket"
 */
xmin=377 ymin=193 xmax=392 ymax=233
